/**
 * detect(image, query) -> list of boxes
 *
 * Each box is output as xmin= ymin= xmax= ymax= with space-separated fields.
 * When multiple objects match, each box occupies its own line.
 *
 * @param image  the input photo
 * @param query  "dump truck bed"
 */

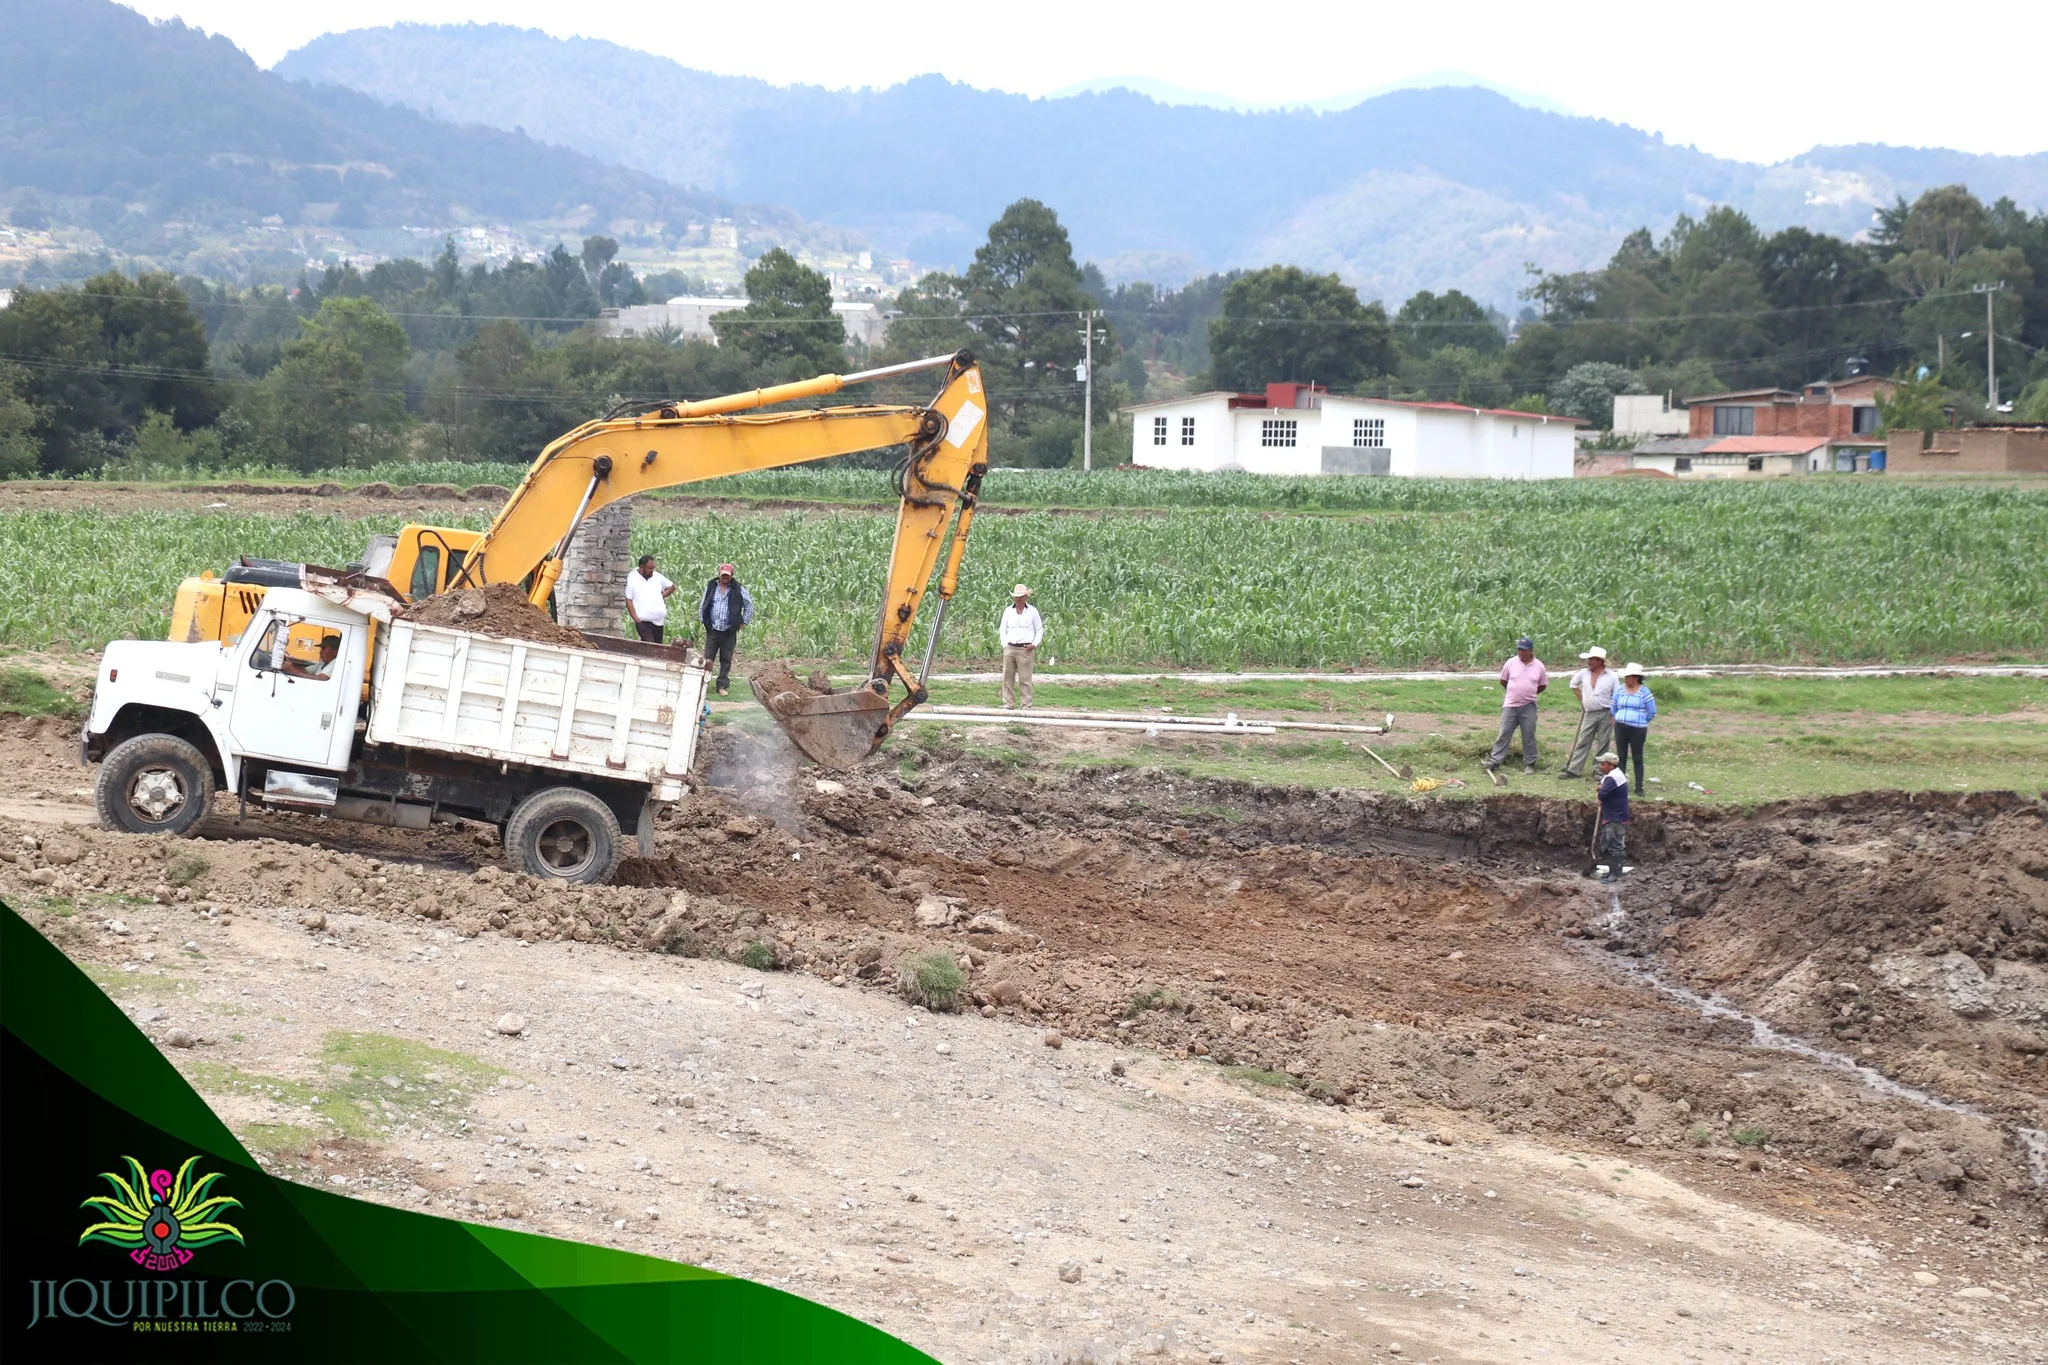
xmin=366 ymin=620 xmax=709 ymax=799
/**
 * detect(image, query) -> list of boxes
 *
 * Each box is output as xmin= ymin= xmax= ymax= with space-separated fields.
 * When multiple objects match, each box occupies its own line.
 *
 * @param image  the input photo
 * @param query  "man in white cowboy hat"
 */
xmin=1559 ymin=646 xmax=1617 ymax=779
xmin=998 ymin=583 xmax=1043 ymax=709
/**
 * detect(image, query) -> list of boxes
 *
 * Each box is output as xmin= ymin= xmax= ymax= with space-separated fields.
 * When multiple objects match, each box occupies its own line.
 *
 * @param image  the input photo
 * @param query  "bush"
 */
xmin=897 ymin=950 xmax=965 ymax=1011
xmin=0 ymin=667 xmax=81 ymax=718
xmin=736 ymin=940 xmax=774 ymax=971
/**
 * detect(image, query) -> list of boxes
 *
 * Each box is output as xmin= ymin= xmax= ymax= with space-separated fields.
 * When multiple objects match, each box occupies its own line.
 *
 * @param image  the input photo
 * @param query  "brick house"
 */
xmin=1687 ymin=376 xmax=1893 ymax=442
xmin=1626 ymin=375 xmax=1897 ymax=477
xmin=1883 ymin=426 xmax=2048 ymax=475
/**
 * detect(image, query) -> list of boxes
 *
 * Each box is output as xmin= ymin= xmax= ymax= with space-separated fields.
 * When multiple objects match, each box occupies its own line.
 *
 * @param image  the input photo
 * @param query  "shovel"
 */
xmin=1584 ymin=810 xmax=1605 ymax=878
xmin=1362 ymin=744 xmax=1415 ymax=782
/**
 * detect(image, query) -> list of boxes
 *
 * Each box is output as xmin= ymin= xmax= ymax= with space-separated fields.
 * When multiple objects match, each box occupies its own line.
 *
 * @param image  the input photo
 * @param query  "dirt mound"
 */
xmin=397 ymin=583 xmax=589 ymax=648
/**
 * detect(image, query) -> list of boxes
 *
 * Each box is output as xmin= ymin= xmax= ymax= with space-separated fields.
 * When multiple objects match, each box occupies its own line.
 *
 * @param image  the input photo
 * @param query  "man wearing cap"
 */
xmin=1483 ymin=636 xmax=1548 ymax=776
xmin=1559 ymin=646 xmax=1617 ymax=779
xmin=1595 ymin=750 xmax=1630 ymax=883
xmin=626 ymin=554 xmax=676 ymax=644
xmin=698 ymin=562 xmax=755 ymax=697
xmin=998 ymin=584 xmax=1043 ymax=710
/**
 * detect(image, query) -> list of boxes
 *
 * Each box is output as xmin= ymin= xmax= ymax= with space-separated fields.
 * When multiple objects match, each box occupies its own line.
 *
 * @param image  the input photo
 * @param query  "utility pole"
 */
xmin=1077 ymin=310 xmax=1104 ymax=471
xmin=1974 ymin=282 xmax=2006 ymax=409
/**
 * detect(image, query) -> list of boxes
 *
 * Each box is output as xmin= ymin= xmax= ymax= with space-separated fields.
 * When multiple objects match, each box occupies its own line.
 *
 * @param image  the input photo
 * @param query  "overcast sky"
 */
xmin=126 ymin=0 xmax=2047 ymax=164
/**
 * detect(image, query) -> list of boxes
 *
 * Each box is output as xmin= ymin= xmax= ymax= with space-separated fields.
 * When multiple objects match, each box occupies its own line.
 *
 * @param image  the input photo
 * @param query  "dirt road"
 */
xmin=6 ymin=715 xmax=2045 ymax=1363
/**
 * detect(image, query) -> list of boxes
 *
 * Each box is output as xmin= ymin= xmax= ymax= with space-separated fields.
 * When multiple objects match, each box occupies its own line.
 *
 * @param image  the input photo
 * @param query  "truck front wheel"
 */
xmin=505 ymin=787 xmax=622 ymax=884
xmin=94 ymin=734 xmax=217 ymax=837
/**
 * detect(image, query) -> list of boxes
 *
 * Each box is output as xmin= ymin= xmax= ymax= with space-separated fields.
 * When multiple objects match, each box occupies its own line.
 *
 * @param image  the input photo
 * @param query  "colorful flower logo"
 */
xmin=79 ymin=1156 xmax=244 ymax=1272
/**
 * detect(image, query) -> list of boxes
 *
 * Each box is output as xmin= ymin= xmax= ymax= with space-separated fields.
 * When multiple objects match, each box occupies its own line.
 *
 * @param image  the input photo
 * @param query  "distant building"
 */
xmin=1123 ymin=383 xmax=1580 ymax=479
xmin=1627 ymin=375 xmax=1895 ymax=477
xmin=1883 ymin=425 xmax=2048 ymax=475
xmin=598 ymin=297 xmax=888 ymax=350
xmin=1612 ymin=394 xmax=1688 ymax=438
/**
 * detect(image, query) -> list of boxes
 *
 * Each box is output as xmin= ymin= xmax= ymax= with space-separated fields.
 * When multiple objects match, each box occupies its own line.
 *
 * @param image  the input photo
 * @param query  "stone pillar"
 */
xmin=554 ymin=496 xmax=633 ymax=636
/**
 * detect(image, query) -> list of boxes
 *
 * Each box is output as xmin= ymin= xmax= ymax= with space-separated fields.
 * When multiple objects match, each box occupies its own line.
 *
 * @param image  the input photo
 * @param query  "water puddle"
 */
xmin=1591 ymin=892 xmax=2045 ymax=1184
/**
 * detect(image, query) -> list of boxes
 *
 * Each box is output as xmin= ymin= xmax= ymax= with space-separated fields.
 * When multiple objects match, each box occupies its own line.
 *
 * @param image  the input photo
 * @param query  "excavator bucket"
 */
xmin=750 ymin=669 xmax=894 ymax=769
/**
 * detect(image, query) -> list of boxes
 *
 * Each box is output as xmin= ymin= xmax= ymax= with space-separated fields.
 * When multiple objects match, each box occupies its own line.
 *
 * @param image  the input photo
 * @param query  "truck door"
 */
xmin=229 ymin=613 xmax=365 ymax=769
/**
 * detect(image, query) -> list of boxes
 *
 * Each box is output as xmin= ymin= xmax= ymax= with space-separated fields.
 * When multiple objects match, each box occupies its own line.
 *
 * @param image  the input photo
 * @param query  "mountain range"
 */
xmin=4 ymin=5 xmax=2044 ymax=306
xmin=278 ymin=23 xmax=2048 ymax=304
xmin=0 ymin=2 xmax=794 ymax=271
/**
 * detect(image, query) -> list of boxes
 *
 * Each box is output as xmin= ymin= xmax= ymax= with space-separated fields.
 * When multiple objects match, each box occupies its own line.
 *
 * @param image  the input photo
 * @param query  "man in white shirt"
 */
xmin=997 ymin=584 xmax=1043 ymax=710
xmin=1559 ymin=646 xmax=1618 ymax=779
xmin=625 ymin=554 xmax=676 ymax=644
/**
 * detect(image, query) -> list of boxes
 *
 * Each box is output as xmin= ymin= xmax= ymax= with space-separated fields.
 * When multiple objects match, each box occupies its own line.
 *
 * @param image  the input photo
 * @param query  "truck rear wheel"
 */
xmin=94 ymin=734 xmax=216 ymax=838
xmin=505 ymin=787 xmax=622 ymax=884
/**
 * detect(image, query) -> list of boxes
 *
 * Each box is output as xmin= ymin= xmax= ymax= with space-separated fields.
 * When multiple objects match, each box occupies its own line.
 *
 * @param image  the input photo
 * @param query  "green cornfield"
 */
xmin=79 ymin=461 xmax=2048 ymax=516
xmin=4 ymin=478 xmax=2043 ymax=667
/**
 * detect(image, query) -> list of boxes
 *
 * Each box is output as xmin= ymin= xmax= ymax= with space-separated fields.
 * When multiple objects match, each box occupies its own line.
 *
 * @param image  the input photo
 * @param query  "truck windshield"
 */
xmin=250 ymin=618 xmax=340 ymax=682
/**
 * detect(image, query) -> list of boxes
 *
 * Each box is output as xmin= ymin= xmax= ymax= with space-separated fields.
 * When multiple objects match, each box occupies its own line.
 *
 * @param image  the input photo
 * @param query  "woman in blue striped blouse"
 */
xmin=1612 ymin=664 xmax=1657 ymax=793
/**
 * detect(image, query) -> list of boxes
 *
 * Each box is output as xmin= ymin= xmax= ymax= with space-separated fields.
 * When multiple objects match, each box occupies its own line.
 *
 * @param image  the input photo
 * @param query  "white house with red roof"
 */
xmin=1122 ymin=383 xmax=1581 ymax=479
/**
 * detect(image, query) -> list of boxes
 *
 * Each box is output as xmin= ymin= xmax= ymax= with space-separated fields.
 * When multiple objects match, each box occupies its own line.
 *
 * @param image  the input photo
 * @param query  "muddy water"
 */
xmin=1593 ymin=889 xmax=2048 ymax=1184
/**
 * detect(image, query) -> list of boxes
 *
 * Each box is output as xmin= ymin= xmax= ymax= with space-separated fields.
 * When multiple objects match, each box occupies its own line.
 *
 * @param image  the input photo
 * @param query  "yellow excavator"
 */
xmin=167 ymin=350 xmax=990 ymax=768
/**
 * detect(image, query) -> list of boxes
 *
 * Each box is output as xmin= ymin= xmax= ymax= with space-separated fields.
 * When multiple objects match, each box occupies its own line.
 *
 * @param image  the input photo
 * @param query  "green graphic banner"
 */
xmin=1 ymin=903 xmax=933 ymax=1363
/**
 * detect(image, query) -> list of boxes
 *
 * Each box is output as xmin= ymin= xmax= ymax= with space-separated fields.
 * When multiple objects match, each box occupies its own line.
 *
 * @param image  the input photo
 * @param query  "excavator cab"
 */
xmin=168 ymin=526 xmax=484 ymax=647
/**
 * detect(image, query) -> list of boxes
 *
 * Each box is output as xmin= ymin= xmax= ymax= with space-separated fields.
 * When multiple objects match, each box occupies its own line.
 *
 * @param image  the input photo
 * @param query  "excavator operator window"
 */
xmin=409 ymin=546 xmax=442 ymax=601
xmin=444 ymin=549 xmax=468 ymax=592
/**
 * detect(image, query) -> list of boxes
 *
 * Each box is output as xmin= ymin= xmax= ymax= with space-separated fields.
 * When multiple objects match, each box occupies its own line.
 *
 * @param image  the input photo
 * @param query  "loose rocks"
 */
xmin=495 ymin=1014 xmax=527 ymax=1036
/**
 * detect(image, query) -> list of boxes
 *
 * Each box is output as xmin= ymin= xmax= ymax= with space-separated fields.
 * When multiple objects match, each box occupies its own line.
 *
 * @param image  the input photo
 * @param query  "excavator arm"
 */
xmin=451 ymin=350 xmax=991 ymax=767
xmin=167 ymin=352 xmax=989 ymax=769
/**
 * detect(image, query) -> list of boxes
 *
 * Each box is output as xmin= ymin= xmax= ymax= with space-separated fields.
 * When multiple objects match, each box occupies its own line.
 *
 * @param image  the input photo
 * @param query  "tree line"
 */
xmin=3 ymin=185 xmax=2043 ymax=479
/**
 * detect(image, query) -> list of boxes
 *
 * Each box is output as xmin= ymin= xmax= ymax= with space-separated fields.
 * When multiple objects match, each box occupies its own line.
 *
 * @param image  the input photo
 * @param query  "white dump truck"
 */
xmin=81 ymin=578 xmax=710 ymax=883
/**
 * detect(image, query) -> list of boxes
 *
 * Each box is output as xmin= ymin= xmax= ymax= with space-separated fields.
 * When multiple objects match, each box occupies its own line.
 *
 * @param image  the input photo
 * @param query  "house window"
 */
xmin=1747 ymin=456 xmax=1765 ymax=473
xmin=1151 ymin=416 xmax=1168 ymax=446
xmin=1180 ymin=416 xmax=1196 ymax=446
xmin=1852 ymin=405 xmax=1879 ymax=434
xmin=1712 ymin=406 xmax=1755 ymax=436
xmin=1674 ymin=457 xmax=1692 ymax=473
xmin=1352 ymin=417 xmax=1386 ymax=448
xmin=1260 ymin=418 xmax=1298 ymax=448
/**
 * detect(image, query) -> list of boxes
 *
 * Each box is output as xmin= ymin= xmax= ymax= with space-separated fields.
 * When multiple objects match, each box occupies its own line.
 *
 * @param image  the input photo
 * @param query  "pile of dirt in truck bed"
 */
xmin=397 ymin=582 xmax=590 ymax=648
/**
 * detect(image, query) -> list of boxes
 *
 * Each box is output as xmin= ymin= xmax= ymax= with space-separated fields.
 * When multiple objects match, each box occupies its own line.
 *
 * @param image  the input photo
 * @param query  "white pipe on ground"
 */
xmin=898 ymin=712 xmax=1276 ymax=735
xmin=918 ymin=704 xmax=1389 ymax=734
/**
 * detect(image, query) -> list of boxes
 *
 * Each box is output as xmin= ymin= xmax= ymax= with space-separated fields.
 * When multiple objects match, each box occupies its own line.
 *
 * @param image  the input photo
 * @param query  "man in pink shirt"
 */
xmin=1483 ymin=636 xmax=1548 ymax=775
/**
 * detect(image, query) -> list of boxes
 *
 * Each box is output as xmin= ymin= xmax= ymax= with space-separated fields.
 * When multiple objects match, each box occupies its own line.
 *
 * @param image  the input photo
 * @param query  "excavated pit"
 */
xmin=612 ymin=728 xmax=2048 ymax=1223
xmin=8 ymin=708 xmax=2044 ymax=1233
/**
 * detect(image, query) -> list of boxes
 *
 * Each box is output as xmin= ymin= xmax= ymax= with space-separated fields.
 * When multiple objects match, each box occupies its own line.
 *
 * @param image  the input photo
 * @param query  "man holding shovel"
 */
xmin=1594 ymin=750 xmax=1630 ymax=883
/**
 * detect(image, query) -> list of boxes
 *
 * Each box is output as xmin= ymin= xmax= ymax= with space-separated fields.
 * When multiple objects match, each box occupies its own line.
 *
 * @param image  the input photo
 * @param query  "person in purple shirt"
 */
xmin=1482 ymin=636 xmax=1548 ymax=775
